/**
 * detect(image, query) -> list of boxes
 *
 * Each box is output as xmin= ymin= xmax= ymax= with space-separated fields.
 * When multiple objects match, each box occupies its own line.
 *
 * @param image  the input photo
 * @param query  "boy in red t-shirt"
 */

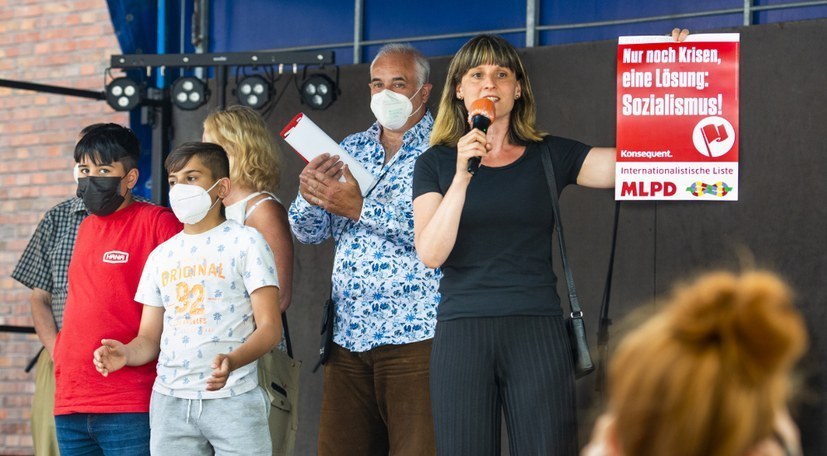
xmin=52 ymin=124 xmax=181 ymax=456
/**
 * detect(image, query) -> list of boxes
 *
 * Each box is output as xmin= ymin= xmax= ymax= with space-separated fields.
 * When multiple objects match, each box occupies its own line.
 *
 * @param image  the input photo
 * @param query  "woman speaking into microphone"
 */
xmin=412 ymin=33 xmax=648 ymax=455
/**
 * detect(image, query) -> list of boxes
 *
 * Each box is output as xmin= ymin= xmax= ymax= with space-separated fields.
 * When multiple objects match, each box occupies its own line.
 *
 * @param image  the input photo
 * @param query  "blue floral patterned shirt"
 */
xmin=288 ymin=112 xmax=441 ymax=352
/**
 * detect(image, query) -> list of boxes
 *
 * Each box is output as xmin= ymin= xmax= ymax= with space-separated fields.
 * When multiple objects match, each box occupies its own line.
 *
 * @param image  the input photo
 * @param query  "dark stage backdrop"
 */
xmin=172 ymin=19 xmax=826 ymax=455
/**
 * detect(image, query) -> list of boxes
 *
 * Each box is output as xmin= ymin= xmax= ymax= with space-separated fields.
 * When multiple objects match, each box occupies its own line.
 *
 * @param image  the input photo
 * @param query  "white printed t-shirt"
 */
xmin=135 ymin=219 xmax=278 ymax=399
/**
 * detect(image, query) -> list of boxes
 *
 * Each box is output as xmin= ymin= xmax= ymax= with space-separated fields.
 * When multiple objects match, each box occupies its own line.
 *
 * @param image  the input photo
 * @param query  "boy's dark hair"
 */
xmin=165 ymin=142 xmax=230 ymax=180
xmin=74 ymin=123 xmax=140 ymax=171
xmin=78 ymin=123 xmax=108 ymax=137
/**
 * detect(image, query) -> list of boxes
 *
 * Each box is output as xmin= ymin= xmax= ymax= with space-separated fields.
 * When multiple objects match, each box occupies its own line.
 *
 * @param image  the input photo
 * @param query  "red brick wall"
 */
xmin=0 ymin=1 xmax=127 ymax=454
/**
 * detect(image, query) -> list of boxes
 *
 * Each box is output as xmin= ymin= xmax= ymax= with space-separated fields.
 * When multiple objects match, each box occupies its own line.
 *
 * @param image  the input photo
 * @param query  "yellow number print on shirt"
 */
xmin=161 ymin=262 xmax=226 ymax=315
xmin=175 ymin=282 xmax=205 ymax=315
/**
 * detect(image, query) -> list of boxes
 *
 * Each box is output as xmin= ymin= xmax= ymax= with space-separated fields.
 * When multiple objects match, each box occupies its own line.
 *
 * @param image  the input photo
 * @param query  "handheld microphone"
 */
xmin=466 ymin=98 xmax=495 ymax=175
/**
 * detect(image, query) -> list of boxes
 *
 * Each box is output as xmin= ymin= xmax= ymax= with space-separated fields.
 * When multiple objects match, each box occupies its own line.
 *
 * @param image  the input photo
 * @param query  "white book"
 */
xmin=280 ymin=113 xmax=377 ymax=196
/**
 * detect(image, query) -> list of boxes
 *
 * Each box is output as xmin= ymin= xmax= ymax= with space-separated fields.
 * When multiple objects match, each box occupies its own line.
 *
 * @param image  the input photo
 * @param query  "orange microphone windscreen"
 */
xmin=468 ymin=98 xmax=496 ymax=125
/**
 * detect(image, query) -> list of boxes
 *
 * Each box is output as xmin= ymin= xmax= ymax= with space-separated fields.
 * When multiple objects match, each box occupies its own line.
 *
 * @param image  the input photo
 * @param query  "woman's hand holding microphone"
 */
xmin=455 ymin=98 xmax=496 ymax=179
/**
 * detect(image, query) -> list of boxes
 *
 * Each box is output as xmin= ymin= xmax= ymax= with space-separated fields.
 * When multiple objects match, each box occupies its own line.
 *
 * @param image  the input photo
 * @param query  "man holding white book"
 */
xmin=287 ymin=43 xmax=440 ymax=455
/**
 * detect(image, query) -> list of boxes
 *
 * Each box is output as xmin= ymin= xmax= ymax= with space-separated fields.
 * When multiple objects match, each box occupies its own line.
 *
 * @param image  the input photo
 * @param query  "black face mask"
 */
xmin=76 ymin=176 xmax=126 ymax=216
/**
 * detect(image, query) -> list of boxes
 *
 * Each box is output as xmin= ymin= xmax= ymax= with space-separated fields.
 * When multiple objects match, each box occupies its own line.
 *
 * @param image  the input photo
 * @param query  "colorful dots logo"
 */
xmin=686 ymin=182 xmax=733 ymax=197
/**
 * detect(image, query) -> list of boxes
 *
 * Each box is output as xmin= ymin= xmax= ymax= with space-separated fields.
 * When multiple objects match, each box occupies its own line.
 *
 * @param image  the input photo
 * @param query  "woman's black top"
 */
xmin=412 ymin=135 xmax=591 ymax=321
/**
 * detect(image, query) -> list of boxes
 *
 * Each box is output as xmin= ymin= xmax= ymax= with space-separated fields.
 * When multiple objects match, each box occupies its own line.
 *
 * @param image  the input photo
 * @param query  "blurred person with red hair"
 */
xmin=582 ymin=270 xmax=807 ymax=456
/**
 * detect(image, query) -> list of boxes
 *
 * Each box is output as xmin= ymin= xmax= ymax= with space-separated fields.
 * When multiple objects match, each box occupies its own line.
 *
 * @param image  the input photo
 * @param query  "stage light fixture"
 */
xmin=300 ymin=74 xmax=337 ymax=110
xmin=236 ymin=75 xmax=271 ymax=109
xmin=105 ymin=76 xmax=142 ymax=111
xmin=171 ymin=76 xmax=208 ymax=110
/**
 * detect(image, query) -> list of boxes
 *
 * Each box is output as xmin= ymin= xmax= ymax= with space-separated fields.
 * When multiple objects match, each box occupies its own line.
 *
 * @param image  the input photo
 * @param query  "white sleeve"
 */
xmin=241 ymin=229 xmax=279 ymax=294
xmin=134 ymin=248 xmax=163 ymax=307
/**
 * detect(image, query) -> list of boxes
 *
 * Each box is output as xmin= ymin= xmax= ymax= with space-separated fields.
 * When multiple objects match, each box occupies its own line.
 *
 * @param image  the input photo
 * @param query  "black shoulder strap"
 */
xmin=539 ymin=142 xmax=583 ymax=317
xmin=281 ymin=312 xmax=294 ymax=359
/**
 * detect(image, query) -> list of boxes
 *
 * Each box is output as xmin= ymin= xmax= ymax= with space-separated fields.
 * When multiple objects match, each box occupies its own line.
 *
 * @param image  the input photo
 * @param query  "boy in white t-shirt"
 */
xmin=93 ymin=142 xmax=281 ymax=455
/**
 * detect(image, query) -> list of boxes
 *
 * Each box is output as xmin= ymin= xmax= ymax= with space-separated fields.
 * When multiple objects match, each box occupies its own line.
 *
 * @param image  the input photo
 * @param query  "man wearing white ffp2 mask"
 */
xmin=370 ymin=85 xmax=424 ymax=131
xmin=288 ymin=43 xmax=441 ymax=455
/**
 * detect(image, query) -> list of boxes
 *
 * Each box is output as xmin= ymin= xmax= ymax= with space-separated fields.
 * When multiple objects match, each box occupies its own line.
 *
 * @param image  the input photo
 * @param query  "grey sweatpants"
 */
xmin=149 ymin=387 xmax=271 ymax=456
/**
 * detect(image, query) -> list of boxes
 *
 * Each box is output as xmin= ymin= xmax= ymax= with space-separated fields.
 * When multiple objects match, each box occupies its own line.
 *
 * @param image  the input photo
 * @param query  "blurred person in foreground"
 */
xmin=582 ymin=270 xmax=807 ymax=456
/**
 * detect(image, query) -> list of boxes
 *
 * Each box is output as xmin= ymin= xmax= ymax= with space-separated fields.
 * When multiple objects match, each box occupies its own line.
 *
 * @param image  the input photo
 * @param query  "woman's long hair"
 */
xmin=203 ymin=105 xmax=281 ymax=193
xmin=430 ymin=34 xmax=545 ymax=147
xmin=609 ymin=270 xmax=807 ymax=456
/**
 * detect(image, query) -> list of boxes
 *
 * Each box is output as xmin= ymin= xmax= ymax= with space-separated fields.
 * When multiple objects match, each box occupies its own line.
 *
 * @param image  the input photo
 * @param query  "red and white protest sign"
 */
xmin=616 ymin=34 xmax=740 ymax=201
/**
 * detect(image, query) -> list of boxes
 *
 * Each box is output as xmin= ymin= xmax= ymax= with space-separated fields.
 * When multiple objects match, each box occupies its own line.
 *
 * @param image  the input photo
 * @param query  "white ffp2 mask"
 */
xmin=369 ymin=86 xmax=422 ymax=130
xmin=168 ymin=179 xmax=223 ymax=225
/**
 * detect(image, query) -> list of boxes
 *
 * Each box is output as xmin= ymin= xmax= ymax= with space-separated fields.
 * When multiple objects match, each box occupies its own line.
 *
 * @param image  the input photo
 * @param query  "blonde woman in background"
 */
xmin=203 ymin=106 xmax=293 ymax=312
xmin=582 ymin=270 xmax=807 ymax=456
